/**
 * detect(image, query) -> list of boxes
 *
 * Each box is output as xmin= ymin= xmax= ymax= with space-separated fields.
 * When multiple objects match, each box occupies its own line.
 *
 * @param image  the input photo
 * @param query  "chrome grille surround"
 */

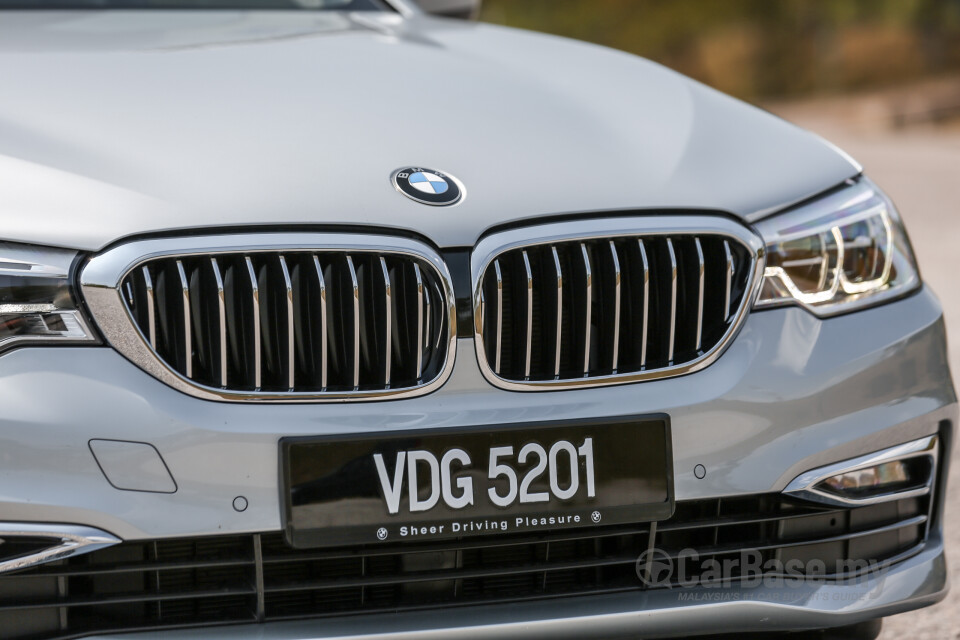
xmin=471 ymin=216 xmax=765 ymax=391
xmin=80 ymin=233 xmax=456 ymax=402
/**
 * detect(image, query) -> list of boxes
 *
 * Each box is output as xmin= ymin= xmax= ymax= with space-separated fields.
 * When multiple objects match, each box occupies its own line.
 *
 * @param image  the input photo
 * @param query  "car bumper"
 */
xmin=0 ymin=285 xmax=955 ymax=637
xmin=82 ymin=536 xmax=948 ymax=640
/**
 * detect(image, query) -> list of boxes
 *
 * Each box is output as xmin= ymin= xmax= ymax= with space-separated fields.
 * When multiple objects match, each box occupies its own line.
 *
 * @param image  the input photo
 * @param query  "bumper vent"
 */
xmin=0 ymin=494 xmax=928 ymax=639
xmin=472 ymin=218 xmax=760 ymax=389
xmin=81 ymin=234 xmax=456 ymax=401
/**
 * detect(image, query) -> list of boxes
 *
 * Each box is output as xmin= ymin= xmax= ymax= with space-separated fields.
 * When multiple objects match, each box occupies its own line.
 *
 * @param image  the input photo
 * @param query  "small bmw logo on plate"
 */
xmin=392 ymin=167 xmax=464 ymax=206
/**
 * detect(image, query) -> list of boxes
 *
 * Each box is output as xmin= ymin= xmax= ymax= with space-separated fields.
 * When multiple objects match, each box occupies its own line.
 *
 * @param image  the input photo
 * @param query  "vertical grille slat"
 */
xmin=278 ymin=256 xmax=295 ymax=391
xmin=245 ymin=257 xmax=262 ymax=391
xmin=413 ymin=263 xmax=425 ymax=381
xmin=290 ymin=255 xmax=327 ymax=392
xmin=222 ymin=258 xmax=256 ymax=390
xmin=724 ymin=240 xmax=734 ymax=322
xmin=210 ymin=258 xmax=228 ymax=388
xmin=118 ymin=242 xmax=452 ymax=399
xmin=380 ymin=257 xmax=392 ymax=389
xmin=493 ymin=260 xmax=502 ymax=375
xmin=185 ymin=257 xmax=220 ymax=388
xmin=549 ymin=247 xmax=562 ymax=380
xmin=477 ymin=229 xmax=755 ymax=387
xmin=176 ymin=260 xmax=193 ymax=379
xmin=522 ymin=250 xmax=534 ymax=381
xmin=141 ymin=266 xmax=157 ymax=349
xmin=355 ymin=255 xmax=380 ymax=389
xmin=608 ymin=242 xmax=621 ymax=374
xmin=638 ymin=239 xmax=650 ymax=369
xmin=345 ymin=255 xmax=360 ymax=391
xmin=423 ymin=278 xmax=433 ymax=380
xmin=665 ymin=239 xmax=677 ymax=365
xmin=325 ymin=257 xmax=348 ymax=389
xmin=694 ymin=238 xmax=705 ymax=353
xmin=315 ymin=256 xmax=328 ymax=390
xmin=580 ymin=243 xmax=592 ymax=377
xmin=255 ymin=255 xmax=294 ymax=391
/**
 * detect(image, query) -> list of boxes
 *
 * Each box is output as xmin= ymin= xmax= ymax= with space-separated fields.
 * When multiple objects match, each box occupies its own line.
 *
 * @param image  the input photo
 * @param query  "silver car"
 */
xmin=0 ymin=1 xmax=953 ymax=639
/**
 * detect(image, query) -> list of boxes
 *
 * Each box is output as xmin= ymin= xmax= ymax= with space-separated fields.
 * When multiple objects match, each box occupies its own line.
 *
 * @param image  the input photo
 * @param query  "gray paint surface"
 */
xmin=0 ymin=11 xmax=857 ymax=251
xmin=89 ymin=439 xmax=177 ymax=493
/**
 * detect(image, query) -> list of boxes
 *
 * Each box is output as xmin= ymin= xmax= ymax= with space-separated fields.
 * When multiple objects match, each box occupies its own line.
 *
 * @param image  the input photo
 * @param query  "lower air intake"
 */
xmin=0 ymin=494 xmax=928 ymax=639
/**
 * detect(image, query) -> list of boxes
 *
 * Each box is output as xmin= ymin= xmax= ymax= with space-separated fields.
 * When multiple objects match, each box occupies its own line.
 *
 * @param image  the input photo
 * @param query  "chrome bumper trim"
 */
xmin=784 ymin=434 xmax=939 ymax=507
xmin=0 ymin=523 xmax=120 ymax=575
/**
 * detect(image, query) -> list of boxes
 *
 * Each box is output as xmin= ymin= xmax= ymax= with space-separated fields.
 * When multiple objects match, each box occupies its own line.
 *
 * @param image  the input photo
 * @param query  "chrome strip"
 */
xmin=479 ymin=287 xmax=485 ymax=368
xmin=470 ymin=216 xmax=764 ymax=391
xmin=210 ymin=258 xmax=227 ymax=388
xmin=245 ymin=256 xmax=262 ymax=391
xmin=312 ymin=255 xmax=328 ymax=390
xmin=81 ymin=233 xmax=457 ymax=403
xmin=142 ymin=265 xmax=156 ymax=350
xmin=580 ymin=242 xmax=592 ymax=377
xmin=694 ymin=237 xmax=705 ymax=352
xmin=0 ymin=524 xmax=120 ymax=575
xmin=380 ymin=256 xmax=392 ymax=388
xmin=523 ymin=250 xmax=533 ymax=380
xmin=346 ymin=255 xmax=360 ymax=391
xmin=666 ymin=239 xmax=677 ymax=364
xmin=278 ymin=255 xmax=295 ymax=391
xmin=784 ymin=435 xmax=939 ymax=507
xmin=550 ymin=247 xmax=562 ymax=379
xmin=413 ymin=262 xmax=424 ymax=381
xmin=493 ymin=259 xmax=503 ymax=375
xmin=638 ymin=239 xmax=649 ymax=368
xmin=723 ymin=240 xmax=734 ymax=322
xmin=609 ymin=241 xmax=621 ymax=374
xmin=175 ymin=260 xmax=192 ymax=379
xmin=423 ymin=279 xmax=432 ymax=374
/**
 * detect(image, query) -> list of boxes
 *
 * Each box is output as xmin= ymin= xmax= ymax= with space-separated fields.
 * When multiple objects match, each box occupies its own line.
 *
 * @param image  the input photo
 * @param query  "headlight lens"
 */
xmin=754 ymin=178 xmax=920 ymax=316
xmin=0 ymin=242 xmax=96 ymax=352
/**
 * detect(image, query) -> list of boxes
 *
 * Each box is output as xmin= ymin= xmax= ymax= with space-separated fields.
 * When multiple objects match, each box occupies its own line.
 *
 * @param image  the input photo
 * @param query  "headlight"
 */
xmin=754 ymin=178 xmax=920 ymax=316
xmin=0 ymin=242 xmax=96 ymax=352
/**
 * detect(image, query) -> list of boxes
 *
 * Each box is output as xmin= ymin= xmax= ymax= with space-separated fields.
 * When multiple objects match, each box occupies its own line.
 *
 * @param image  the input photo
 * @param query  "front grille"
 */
xmin=82 ymin=234 xmax=456 ymax=401
xmin=472 ymin=220 xmax=760 ymax=388
xmin=1 ymin=494 xmax=928 ymax=639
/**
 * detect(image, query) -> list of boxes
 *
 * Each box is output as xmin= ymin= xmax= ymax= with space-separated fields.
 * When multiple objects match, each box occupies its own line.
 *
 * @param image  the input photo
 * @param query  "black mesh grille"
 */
xmin=0 ymin=495 xmax=928 ymax=639
xmin=479 ymin=235 xmax=752 ymax=382
xmin=120 ymin=251 xmax=450 ymax=394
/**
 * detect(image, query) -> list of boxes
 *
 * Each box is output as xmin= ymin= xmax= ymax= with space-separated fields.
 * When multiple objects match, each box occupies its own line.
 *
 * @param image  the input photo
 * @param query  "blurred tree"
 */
xmin=480 ymin=0 xmax=960 ymax=99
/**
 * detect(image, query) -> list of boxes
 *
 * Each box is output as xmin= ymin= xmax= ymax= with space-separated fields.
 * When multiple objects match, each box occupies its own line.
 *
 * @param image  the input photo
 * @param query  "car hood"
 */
xmin=0 ymin=11 xmax=858 ymax=252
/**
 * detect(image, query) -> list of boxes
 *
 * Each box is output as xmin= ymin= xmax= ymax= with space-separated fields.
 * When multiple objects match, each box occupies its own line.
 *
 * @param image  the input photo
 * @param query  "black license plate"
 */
xmin=281 ymin=416 xmax=673 ymax=548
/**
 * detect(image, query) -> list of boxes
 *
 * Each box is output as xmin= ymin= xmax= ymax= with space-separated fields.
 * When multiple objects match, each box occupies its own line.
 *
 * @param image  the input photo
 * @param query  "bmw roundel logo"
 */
xmin=392 ymin=167 xmax=464 ymax=206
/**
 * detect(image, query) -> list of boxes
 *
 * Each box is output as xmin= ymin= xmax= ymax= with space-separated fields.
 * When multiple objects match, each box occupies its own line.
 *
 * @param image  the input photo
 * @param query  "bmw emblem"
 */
xmin=392 ymin=167 xmax=464 ymax=206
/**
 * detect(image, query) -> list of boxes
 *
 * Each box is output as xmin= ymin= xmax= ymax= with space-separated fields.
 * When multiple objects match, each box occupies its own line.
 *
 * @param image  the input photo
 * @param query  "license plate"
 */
xmin=280 ymin=416 xmax=673 ymax=548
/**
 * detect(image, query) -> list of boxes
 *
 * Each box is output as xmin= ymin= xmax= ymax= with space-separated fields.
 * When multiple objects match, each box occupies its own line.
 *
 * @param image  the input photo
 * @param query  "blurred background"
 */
xmin=481 ymin=0 xmax=960 ymax=105
xmin=479 ymin=2 xmax=960 ymax=639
